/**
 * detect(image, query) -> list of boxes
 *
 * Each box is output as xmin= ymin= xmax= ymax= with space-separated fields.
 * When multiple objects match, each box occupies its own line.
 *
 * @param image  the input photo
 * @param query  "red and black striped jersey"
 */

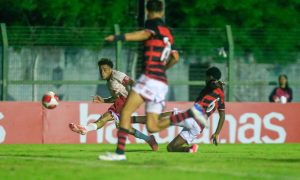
xmin=195 ymin=87 xmax=225 ymax=117
xmin=143 ymin=18 xmax=175 ymax=84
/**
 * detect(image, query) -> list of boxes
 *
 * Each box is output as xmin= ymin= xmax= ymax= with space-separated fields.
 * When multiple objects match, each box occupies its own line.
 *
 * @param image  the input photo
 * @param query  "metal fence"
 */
xmin=1 ymin=24 xmax=300 ymax=102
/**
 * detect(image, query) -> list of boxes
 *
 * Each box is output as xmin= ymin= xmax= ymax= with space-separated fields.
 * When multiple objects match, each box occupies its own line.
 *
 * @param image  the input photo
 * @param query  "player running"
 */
xmin=69 ymin=58 xmax=158 ymax=151
xmin=99 ymin=0 xmax=181 ymax=161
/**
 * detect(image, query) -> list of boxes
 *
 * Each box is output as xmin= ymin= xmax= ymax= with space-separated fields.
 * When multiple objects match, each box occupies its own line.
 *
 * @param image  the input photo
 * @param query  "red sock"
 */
xmin=170 ymin=110 xmax=193 ymax=125
xmin=115 ymin=128 xmax=129 ymax=154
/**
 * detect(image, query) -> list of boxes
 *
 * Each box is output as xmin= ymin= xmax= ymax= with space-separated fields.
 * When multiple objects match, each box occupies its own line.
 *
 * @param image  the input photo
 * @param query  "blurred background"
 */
xmin=0 ymin=0 xmax=299 ymax=102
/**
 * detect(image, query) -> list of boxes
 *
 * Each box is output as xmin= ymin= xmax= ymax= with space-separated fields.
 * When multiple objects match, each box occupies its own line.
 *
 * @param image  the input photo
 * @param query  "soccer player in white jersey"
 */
xmin=69 ymin=58 xmax=158 ymax=151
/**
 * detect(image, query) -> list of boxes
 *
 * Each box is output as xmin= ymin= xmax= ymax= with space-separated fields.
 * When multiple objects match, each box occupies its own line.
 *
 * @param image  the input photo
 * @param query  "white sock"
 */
xmin=86 ymin=123 xmax=98 ymax=132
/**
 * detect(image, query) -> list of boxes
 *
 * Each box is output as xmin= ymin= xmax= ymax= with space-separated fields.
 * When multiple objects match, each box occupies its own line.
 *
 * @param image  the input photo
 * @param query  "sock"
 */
xmin=132 ymin=128 xmax=150 ymax=142
xmin=86 ymin=123 xmax=97 ymax=132
xmin=115 ymin=128 xmax=129 ymax=155
xmin=170 ymin=110 xmax=193 ymax=125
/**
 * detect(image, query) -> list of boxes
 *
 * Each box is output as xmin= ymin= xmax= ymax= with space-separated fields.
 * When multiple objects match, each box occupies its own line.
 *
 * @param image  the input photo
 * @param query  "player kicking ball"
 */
xmin=69 ymin=58 xmax=158 ymax=151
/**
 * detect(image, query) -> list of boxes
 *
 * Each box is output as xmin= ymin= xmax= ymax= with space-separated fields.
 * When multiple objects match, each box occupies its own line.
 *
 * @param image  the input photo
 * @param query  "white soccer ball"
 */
xmin=42 ymin=91 xmax=59 ymax=109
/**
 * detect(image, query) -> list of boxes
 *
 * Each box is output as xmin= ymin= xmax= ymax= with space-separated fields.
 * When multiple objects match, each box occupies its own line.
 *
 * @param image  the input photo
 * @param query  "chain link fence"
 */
xmin=1 ymin=25 xmax=300 ymax=102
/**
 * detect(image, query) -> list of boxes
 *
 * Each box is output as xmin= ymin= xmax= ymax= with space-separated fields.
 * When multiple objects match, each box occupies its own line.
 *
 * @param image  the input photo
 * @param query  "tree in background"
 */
xmin=1 ymin=0 xmax=299 ymax=63
xmin=0 ymin=0 xmax=137 ymax=27
xmin=165 ymin=0 xmax=300 ymax=63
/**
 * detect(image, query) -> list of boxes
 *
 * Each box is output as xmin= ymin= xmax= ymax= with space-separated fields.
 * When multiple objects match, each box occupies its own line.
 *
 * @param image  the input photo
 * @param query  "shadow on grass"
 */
xmin=267 ymin=158 xmax=300 ymax=163
xmin=126 ymin=149 xmax=153 ymax=152
xmin=0 ymin=154 xmax=70 ymax=159
xmin=248 ymin=157 xmax=300 ymax=163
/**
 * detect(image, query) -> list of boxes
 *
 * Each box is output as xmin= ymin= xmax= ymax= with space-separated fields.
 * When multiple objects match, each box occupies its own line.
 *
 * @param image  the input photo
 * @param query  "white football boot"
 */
xmin=98 ymin=152 xmax=126 ymax=161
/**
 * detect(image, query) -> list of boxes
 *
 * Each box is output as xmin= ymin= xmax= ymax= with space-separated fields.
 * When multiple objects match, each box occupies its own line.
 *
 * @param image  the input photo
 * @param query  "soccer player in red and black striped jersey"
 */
xmin=99 ymin=0 xmax=181 ymax=161
xmin=99 ymin=0 xmax=226 ymax=161
xmin=167 ymin=66 xmax=225 ymax=152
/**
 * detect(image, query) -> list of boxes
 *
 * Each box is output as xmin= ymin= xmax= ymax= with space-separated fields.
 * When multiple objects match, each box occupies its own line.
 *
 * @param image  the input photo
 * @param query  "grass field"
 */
xmin=0 ymin=144 xmax=299 ymax=180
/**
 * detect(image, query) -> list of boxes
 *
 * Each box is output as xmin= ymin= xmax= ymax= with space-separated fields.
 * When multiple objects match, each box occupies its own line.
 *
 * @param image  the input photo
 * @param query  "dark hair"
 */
xmin=206 ymin=66 xmax=222 ymax=80
xmin=146 ymin=0 xmax=163 ymax=12
xmin=98 ymin=58 xmax=113 ymax=68
xmin=278 ymin=74 xmax=289 ymax=89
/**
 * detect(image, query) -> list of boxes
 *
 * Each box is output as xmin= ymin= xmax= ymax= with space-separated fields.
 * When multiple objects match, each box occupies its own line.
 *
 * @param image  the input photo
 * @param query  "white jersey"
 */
xmin=107 ymin=70 xmax=130 ymax=98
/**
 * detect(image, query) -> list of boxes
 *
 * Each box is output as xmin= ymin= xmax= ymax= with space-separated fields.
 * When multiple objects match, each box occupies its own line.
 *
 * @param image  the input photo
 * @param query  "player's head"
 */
xmin=206 ymin=66 xmax=221 ymax=80
xmin=278 ymin=74 xmax=289 ymax=89
xmin=98 ymin=58 xmax=113 ymax=80
xmin=206 ymin=66 xmax=222 ymax=89
xmin=146 ymin=0 xmax=164 ymax=19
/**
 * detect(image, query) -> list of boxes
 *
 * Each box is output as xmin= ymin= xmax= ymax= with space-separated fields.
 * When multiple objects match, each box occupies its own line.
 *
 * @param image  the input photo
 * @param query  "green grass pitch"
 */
xmin=0 ymin=144 xmax=299 ymax=180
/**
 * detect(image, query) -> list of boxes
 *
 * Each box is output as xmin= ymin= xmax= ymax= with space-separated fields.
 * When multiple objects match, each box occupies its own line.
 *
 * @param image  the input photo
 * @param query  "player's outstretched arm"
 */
xmin=105 ymin=30 xmax=152 ymax=42
xmin=211 ymin=110 xmax=225 ymax=146
xmin=165 ymin=50 xmax=179 ymax=70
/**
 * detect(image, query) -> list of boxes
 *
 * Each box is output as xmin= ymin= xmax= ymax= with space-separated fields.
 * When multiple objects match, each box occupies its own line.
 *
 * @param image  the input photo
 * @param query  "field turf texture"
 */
xmin=0 ymin=144 xmax=299 ymax=180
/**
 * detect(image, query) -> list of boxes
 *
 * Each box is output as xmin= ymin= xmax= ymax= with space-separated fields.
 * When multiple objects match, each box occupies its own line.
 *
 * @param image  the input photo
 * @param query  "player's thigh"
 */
xmin=179 ymin=127 xmax=199 ymax=145
xmin=167 ymin=134 xmax=187 ymax=151
xmin=120 ymin=91 xmax=144 ymax=128
xmin=122 ymin=91 xmax=144 ymax=115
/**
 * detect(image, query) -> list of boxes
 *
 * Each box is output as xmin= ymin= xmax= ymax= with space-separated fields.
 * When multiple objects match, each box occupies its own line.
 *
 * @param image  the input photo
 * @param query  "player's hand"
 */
xmin=92 ymin=95 xmax=104 ymax=103
xmin=104 ymin=35 xmax=114 ymax=42
xmin=210 ymin=133 xmax=219 ymax=146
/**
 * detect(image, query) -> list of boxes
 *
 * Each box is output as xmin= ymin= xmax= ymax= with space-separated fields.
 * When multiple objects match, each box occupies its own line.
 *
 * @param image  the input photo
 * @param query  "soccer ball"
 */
xmin=42 ymin=91 xmax=59 ymax=109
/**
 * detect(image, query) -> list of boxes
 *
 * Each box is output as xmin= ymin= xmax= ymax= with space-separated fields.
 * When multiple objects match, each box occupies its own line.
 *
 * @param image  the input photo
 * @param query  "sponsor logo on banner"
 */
xmin=78 ymin=103 xmax=287 ymax=144
xmin=193 ymin=112 xmax=286 ymax=144
xmin=0 ymin=102 xmax=298 ymax=144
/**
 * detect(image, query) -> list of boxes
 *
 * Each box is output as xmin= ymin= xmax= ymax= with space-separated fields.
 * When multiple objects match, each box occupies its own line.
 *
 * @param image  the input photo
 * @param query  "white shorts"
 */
xmin=179 ymin=117 xmax=202 ymax=145
xmin=132 ymin=74 xmax=168 ymax=114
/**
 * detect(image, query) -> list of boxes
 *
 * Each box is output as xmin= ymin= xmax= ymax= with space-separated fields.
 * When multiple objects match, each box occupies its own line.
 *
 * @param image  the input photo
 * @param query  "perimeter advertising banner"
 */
xmin=0 ymin=102 xmax=299 ymax=144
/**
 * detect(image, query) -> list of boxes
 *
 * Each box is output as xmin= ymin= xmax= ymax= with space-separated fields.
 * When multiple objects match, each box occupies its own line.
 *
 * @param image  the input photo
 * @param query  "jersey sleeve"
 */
xmin=145 ymin=19 xmax=159 ymax=36
xmin=121 ymin=75 xmax=132 ymax=86
xmin=114 ymin=70 xmax=132 ymax=86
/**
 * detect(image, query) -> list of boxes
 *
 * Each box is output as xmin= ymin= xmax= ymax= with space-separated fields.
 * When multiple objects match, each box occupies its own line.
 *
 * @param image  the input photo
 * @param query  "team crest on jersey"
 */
xmin=206 ymin=97 xmax=220 ymax=113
